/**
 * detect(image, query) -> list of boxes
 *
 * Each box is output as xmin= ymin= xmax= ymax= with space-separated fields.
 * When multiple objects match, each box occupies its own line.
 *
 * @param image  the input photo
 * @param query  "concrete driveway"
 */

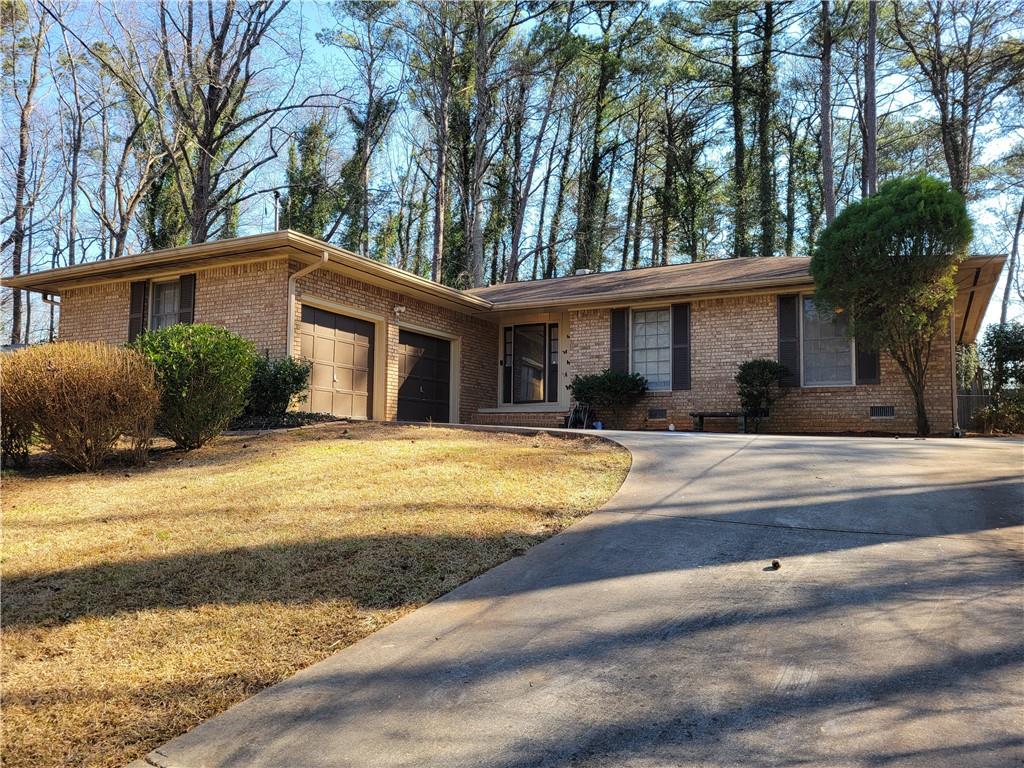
xmin=135 ymin=432 xmax=1023 ymax=768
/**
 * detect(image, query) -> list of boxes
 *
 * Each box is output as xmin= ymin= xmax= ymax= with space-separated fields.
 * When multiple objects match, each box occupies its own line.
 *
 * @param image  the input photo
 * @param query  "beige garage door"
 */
xmin=299 ymin=305 xmax=374 ymax=419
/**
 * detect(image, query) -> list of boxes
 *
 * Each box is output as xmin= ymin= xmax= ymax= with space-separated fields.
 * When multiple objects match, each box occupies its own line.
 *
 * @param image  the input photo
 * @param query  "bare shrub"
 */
xmin=2 ymin=343 xmax=160 ymax=471
xmin=1 ymin=358 xmax=34 ymax=468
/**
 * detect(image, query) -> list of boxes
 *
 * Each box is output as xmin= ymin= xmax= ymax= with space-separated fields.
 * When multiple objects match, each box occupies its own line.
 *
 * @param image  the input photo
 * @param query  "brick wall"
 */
xmin=476 ymin=292 xmax=954 ymax=435
xmin=293 ymin=263 xmax=497 ymax=423
xmin=57 ymin=259 xmax=289 ymax=353
xmin=194 ymin=260 xmax=290 ymax=357
xmin=58 ymin=281 xmax=131 ymax=343
xmin=472 ymin=411 xmax=565 ymax=428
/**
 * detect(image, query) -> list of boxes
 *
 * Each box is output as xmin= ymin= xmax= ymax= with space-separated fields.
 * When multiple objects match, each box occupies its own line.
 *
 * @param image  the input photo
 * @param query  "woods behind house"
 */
xmin=2 ymin=0 xmax=1022 ymax=343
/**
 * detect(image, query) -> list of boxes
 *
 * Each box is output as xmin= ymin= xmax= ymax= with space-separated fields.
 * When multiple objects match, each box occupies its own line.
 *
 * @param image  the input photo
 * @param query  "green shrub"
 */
xmin=977 ymin=391 xmax=1024 ymax=434
xmin=134 ymin=324 xmax=257 ymax=450
xmin=980 ymin=321 xmax=1024 ymax=397
xmin=569 ymin=370 xmax=647 ymax=428
xmin=735 ymin=358 xmax=788 ymax=432
xmin=956 ymin=343 xmax=980 ymax=391
xmin=1 ymin=342 xmax=159 ymax=471
xmin=243 ymin=355 xmax=311 ymax=419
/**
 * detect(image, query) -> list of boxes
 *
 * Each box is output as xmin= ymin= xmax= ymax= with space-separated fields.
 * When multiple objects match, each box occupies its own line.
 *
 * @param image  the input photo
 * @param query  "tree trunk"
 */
xmin=574 ymin=16 xmax=614 ymax=273
xmin=633 ymin=139 xmax=646 ymax=269
xmin=362 ymin=104 xmax=372 ymax=256
xmin=661 ymin=93 xmax=676 ymax=266
xmin=730 ymin=12 xmax=749 ymax=258
xmin=8 ymin=19 xmax=45 ymax=344
xmin=431 ymin=97 xmax=450 ymax=283
xmin=784 ymin=127 xmax=797 ymax=257
xmin=468 ymin=3 xmax=490 ymax=287
xmin=864 ymin=0 xmax=877 ymax=196
xmin=913 ymin=382 xmax=930 ymax=437
xmin=820 ymin=0 xmax=836 ymax=224
xmin=757 ymin=0 xmax=775 ymax=258
xmin=545 ymin=106 xmax=577 ymax=279
xmin=509 ymin=79 xmax=561 ymax=281
xmin=599 ymin=135 xmax=621 ymax=266
xmin=413 ymin=176 xmax=430 ymax=277
xmin=1001 ymin=195 xmax=1024 ymax=325
xmin=531 ymin=131 xmax=559 ymax=281
xmin=620 ymin=107 xmax=641 ymax=271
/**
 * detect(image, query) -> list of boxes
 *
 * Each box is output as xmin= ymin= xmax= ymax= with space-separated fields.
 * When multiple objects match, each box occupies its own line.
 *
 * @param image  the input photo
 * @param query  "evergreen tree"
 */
xmin=281 ymin=115 xmax=344 ymax=238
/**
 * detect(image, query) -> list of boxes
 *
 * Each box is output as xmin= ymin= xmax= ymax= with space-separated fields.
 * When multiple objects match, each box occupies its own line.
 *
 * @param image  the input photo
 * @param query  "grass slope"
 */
xmin=1 ymin=423 xmax=628 ymax=768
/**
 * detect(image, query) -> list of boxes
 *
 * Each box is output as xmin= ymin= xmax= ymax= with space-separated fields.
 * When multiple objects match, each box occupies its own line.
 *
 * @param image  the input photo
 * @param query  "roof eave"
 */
xmin=0 ymin=230 xmax=494 ymax=314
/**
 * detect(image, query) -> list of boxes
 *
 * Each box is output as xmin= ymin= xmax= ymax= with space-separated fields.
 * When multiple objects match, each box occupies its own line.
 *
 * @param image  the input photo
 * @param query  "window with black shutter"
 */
xmin=777 ymin=294 xmax=800 ymax=387
xmin=128 ymin=281 xmax=147 ymax=341
xmin=547 ymin=324 xmax=559 ymax=402
xmin=149 ymin=274 xmax=196 ymax=331
xmin=855 ymin=344 xmax=881 ymax=385
xmin=671 ymin=303 xmax=691 ymax=391
xmin=610 ymin=308 xmax=629 ymax=372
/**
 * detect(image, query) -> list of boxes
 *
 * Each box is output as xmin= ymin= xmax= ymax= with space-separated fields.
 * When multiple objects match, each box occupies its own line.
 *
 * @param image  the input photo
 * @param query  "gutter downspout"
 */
xmin=41 ymin=293 xmax=60 ymax=307
xmin=285 ymin=251 xmax=329 ymax=358
xmin=950 ymin=310 xmax=961 ymax=437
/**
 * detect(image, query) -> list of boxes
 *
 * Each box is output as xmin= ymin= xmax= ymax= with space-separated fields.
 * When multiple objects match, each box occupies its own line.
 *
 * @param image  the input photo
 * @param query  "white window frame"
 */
xmin=149 ymin=278 xmax=182 ymax=331
xmin=799 ymin=293 xmax=856 ymax=388
xmin=629 ymin=307 xmax=672 ymax=392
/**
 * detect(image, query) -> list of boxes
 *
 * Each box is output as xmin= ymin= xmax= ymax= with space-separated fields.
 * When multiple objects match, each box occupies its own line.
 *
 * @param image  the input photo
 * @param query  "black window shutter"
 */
xmin=501 ymin=327 xmax=513 ymax=404
xmin=128 ymin=281 xmax=147 ymax=341
xmin=546 ymin=324 xmax=559 ymax=402
xmin=777 ymin=294 xmax=800 ymax=387
xmin=178 ymin=273 xmax=196 ymax=324
xmin=610 ymin=308 xmax=629 ymax=372
xmin=855 ymin=343 xmax=880 ymax=385
xmin=671 ymin=303 xmax=691 ymax=390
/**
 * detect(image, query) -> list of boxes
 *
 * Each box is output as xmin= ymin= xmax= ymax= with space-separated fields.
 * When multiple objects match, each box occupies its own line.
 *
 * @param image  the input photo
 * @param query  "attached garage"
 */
xmin=299 ymin=305 xmax=374 ymax=419
xmin=397 ymin=329 xmax=451 ymax=423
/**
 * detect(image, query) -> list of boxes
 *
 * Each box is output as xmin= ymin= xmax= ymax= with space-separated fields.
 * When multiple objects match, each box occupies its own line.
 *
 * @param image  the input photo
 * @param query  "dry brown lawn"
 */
xmin=1 ymin=422 xmax=629 ymax=768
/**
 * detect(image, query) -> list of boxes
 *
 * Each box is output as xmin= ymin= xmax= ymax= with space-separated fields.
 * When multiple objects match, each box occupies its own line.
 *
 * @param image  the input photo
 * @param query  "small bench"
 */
xmin=689 ymin=411 xmax=750 ymax=434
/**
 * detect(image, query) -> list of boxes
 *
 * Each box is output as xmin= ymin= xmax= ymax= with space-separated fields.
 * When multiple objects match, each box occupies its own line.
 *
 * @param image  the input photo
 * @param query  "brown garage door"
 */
xmin=397 ymin=329 xmax=451 ymax=423
xmin=300 ymin=305 xmax=374 ymax=419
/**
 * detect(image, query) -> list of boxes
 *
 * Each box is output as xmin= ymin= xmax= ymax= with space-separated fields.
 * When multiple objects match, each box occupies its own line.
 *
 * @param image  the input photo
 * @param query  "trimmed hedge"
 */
xmin=569 ymin=370 xmax=647 ymax=428
xmin=134 ymin=324 xmax=257 ymax=450
xmin=1 ymin=342 xmax=159 ymax=470
xmin=244 ymin=355 xmax=312 ymax=419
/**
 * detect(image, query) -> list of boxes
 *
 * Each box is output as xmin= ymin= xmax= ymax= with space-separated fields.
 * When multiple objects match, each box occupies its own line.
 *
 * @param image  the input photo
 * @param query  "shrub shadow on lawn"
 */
xmin=2 ymin=526 xmax=545 ymax=629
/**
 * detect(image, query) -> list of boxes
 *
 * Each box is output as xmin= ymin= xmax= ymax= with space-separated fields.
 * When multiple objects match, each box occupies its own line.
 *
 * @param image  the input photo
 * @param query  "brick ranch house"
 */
xmin=3 ymin=230 xmax=1003 ymax=434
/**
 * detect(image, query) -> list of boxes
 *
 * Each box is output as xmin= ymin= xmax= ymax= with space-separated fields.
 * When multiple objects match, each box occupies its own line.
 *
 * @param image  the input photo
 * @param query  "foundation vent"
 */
xmin=870 ymin=405 xmax=896 ymax=419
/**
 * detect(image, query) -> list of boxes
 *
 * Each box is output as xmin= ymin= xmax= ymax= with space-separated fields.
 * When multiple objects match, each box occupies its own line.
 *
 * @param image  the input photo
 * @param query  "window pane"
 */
xmin=513 ymin=324 xmax=546 ymax=403
xmin=631 ymin=308 xmax=671 ymax=390
xmin=802 ymin=297 xmax=852 ymax=386
xmin=151 ymin=282 xmax=180 ymax=331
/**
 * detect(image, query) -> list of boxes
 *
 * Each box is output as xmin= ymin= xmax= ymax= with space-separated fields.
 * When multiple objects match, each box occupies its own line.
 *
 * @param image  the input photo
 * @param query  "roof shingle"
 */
xmin=466 ymin=257 xmax=814 ymax=308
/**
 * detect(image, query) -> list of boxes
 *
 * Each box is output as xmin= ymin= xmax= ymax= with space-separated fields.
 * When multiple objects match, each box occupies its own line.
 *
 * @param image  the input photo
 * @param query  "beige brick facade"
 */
xmin=58 ymin=281 xmax=131 ymax=344
xmin=473 ymin=293 xmax=954 ymax=435
xmin=292 ymin=262 xmax=496 ymax=423
xmin=194 ymin=260 xmax=290 ymax=357
xmin=54 ymin=254 xmax=953 ymax=435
